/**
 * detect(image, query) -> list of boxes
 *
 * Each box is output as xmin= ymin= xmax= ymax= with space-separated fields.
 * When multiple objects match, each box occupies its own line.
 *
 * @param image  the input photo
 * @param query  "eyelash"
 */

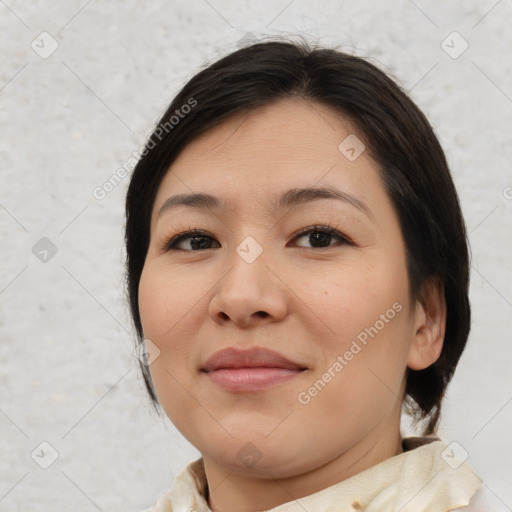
xmin=161 ymin=222 xmax=354 ymax=252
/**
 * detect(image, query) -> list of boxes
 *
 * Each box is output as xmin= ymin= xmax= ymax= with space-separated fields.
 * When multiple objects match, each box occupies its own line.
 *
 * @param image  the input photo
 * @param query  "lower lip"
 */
xmin=204 ymin=367 xmax=303 ymax=391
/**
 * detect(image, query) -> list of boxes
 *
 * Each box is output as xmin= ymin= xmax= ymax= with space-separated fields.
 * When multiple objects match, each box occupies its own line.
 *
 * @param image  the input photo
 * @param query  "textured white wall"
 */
xmin=1 ymin=1 xmax=511 ymax=511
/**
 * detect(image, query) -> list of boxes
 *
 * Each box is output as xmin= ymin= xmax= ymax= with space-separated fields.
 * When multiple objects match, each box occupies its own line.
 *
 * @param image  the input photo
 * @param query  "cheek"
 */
xmin=138 ymin=263 xmax=203 ymax=430
xmin=137 ymin=264 xmax=196 ymax=387
xmin=308 ymin=261 xmax=406 ymax=342
xmin=305 ymin=260 xmax=412 ymax=396
xmin=288 ymin=272 xmax=412 ymax=466
xmin=137 ymin=260 xmax=217 ymax=368
xmin=138 ymin=261 xmax=204 ymax=343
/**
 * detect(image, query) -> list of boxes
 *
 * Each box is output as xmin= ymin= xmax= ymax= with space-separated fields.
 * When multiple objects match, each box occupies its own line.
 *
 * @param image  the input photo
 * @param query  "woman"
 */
xmin=125 ymin=39 xmax=489 ymax=511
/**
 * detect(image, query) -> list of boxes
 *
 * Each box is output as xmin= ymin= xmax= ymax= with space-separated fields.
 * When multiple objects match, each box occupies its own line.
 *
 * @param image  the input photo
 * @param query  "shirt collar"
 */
xmin=163 ymin=437 xmax=481 ymax=512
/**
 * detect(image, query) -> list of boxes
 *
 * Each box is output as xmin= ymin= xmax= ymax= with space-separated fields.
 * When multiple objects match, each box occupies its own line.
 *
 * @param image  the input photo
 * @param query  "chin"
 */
xmin=200 ymin=435 xmax=308 ymax=477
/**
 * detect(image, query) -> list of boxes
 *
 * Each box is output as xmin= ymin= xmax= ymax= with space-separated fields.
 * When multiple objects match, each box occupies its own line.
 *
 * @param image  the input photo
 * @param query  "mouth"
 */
xmin=200 ymin=346 xmax=307 ymax=392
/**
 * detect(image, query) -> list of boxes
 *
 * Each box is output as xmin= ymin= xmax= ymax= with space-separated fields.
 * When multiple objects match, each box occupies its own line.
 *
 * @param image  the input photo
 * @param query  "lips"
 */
xmin=201 ymin=346 xmax=306 ymax=372
xmin=201 ymin=346 xmax=307 ymax=392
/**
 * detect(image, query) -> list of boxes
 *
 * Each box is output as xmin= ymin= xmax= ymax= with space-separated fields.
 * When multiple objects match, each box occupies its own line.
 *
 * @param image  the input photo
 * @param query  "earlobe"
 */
xmin=407 ymin=278 xmax=447 ymax=371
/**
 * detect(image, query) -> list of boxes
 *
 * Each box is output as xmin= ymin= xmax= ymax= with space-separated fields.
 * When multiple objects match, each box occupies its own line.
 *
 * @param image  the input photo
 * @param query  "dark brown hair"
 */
xmin=125 ymin=38 xmax=471 ymax=434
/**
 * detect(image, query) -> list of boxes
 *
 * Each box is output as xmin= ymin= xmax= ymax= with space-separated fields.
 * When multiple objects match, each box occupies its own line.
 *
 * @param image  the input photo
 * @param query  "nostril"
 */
xmin=256 ymin=311 xmax=268 ymax=318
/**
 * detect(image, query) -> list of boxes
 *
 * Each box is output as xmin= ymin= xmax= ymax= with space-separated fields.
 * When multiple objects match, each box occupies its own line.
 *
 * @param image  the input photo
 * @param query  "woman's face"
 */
xmin=138 ymin=99 xmax=424 ymax=477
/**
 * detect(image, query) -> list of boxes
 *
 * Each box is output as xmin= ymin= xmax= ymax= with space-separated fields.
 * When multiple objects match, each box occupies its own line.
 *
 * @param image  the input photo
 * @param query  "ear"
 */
xmin=407 ymin=277 xmax=446 ymax=371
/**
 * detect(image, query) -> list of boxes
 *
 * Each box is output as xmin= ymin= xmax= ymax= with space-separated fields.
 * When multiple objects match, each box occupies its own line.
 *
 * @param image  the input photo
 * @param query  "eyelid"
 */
xmin=290 ymin=224 xmax=354 ymax=246
xmin=161 ymin=223 xmax=354 ymax=252
xmin=160 ymin=228 xmax=217 ymax=251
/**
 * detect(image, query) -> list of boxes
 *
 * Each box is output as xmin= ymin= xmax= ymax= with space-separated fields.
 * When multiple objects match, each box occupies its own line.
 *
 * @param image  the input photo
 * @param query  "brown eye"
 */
xmin=292 ymin=225 xmax=352 ymax=249
xmin=163 ymin=225 xmax=353 ymax=252
xmin=165 ymin=231 xmax=220 ymax=251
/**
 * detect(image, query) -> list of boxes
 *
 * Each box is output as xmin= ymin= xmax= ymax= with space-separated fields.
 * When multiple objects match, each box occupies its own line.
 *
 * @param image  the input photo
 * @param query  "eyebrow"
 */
xmin=156 ymin=186 xmax=372 ymax=220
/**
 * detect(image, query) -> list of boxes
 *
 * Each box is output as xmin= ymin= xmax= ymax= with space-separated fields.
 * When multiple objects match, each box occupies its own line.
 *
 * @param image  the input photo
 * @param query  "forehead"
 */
xmin=152 ymin=99 xmax=384 ymax=217
xmin=173 ymin=99 xmax=363 ymax=169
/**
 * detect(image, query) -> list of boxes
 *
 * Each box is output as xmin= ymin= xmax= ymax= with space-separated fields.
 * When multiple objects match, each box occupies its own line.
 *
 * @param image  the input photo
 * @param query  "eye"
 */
xmin=291 ymin=224 xmax=353 ymax=249
xmin=164 ymin=230 xmax=220 ymax=251
xmin=163 ymin=224 xmax=353 ymax=252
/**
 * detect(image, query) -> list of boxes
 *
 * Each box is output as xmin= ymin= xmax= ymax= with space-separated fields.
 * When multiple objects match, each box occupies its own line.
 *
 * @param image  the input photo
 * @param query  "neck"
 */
xmin=203 ymin=416 xmax=404 ymax=512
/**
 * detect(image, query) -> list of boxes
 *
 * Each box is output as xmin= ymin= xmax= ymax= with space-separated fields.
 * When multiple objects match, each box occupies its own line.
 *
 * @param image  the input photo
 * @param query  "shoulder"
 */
xmin=140 ymin=457 xmax=207 ymax=512
xmin=453 ymin=484 xmax=508 ymax=511
xmin=139 ymin=488 xmax=173 ymax=512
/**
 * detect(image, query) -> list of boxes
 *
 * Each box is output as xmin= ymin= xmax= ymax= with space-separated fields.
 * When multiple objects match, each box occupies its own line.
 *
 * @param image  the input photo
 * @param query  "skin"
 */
xmin=138 ymin=98 xmax=446 ymax=512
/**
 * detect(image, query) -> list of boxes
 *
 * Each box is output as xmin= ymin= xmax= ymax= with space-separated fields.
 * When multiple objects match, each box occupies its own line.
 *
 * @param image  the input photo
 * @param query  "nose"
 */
xmin=208 ymin=240 xmax=289 ymax=328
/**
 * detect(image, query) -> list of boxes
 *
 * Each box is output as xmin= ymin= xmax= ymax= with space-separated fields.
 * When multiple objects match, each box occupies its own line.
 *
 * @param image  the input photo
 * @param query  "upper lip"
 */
xmin=201 ymin=347 xmax=306 ymax=372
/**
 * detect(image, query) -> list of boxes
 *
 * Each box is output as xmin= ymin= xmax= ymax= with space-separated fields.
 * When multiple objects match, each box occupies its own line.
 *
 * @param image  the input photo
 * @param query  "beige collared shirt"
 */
xmin=142 ymin=437 xmax=484 ymax=512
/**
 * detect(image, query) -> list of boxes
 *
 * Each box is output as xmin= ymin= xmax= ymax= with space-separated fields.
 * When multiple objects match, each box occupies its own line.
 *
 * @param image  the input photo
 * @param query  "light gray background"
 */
xmin=1 ymin=1 xmax=511 ymax=511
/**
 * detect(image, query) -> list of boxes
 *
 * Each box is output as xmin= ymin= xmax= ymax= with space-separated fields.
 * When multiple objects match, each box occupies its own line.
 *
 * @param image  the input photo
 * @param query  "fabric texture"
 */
xmin=142 ymin=437 xmax=483 ymax=512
